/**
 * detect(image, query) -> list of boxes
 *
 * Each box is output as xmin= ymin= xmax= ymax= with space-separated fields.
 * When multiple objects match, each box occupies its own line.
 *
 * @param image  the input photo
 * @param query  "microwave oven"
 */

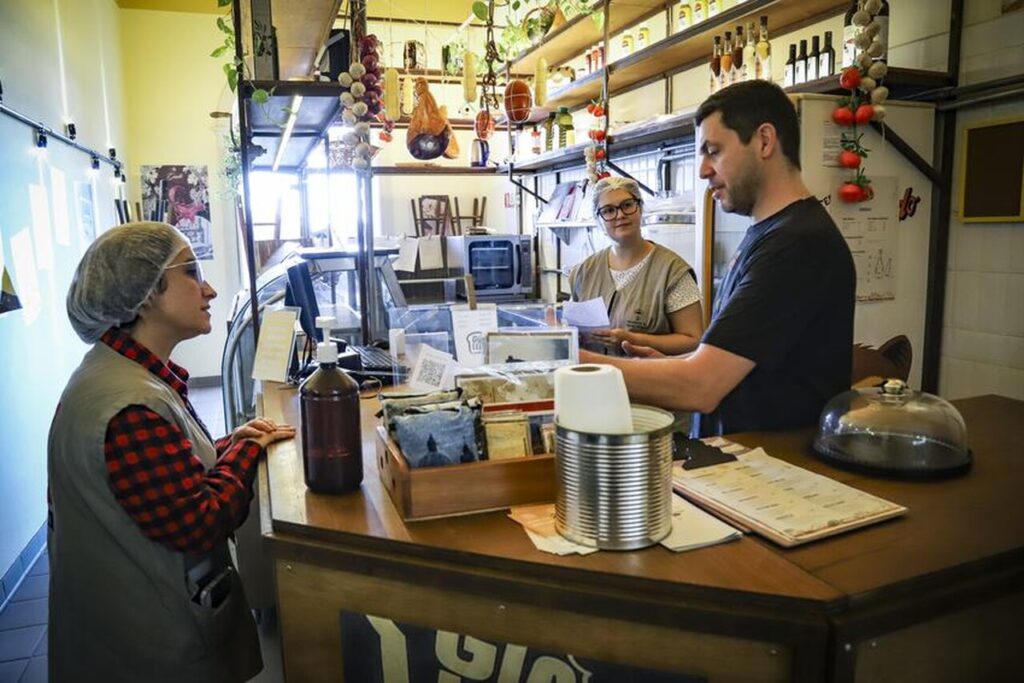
xmin=446 ymin=234 xmax=534 ymax=297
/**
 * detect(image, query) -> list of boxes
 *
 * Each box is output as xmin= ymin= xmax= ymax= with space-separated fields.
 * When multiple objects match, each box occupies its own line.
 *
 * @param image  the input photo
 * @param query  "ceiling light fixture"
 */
xmin=271 ymin=94 xmax=303 ymax=172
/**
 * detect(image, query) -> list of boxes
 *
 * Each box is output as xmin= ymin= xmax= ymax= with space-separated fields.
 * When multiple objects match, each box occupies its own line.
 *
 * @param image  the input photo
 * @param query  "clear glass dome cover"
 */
xmin=813 ymin=379 xmax=971 ymax=477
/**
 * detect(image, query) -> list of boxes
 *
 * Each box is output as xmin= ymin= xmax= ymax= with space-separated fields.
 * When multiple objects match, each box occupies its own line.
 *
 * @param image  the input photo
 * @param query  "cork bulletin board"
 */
xmin=960 ymin=116 xmax=1024 ymax=222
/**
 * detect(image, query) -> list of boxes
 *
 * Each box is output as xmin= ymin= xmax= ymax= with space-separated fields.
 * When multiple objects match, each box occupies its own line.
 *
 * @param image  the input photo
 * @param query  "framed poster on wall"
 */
xmin=959 ymin=116 xmax=1024 ymax=223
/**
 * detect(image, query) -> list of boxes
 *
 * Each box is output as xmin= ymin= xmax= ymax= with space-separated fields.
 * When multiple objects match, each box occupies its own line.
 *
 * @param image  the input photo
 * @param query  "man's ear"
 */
xmin=756 ymin=122 xmax=778 ymax=160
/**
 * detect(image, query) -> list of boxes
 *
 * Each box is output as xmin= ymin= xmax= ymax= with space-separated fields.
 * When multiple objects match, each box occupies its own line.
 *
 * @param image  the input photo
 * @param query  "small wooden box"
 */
xmin=375 ymin=426 xmax=556 ymax=521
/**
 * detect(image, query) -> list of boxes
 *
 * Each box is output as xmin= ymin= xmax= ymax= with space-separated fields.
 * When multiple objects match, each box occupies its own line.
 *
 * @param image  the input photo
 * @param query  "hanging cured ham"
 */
xmin=406 ymin=78 xmax=450 ymax=160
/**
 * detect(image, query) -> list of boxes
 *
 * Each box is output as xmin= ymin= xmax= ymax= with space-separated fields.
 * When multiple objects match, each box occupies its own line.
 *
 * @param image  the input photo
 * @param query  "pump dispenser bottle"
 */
xmin=299 ymin=338 xmax=363 ymax=493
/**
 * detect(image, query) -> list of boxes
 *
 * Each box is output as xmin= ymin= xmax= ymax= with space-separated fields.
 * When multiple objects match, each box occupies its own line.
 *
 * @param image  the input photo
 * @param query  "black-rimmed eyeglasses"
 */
xmin=165 ymin=260 xmax=206 ymax=284
xmin=597 ymin=197 xmax=641 ymax=221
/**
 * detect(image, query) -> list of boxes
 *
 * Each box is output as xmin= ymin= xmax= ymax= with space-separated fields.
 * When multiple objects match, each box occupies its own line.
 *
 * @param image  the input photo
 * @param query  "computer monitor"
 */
xmin=284 ymin=261 xmax=321 ymax=343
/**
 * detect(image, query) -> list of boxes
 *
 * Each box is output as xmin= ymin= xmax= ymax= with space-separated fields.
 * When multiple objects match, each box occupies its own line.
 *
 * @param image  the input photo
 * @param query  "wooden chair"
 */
xmin=452 ymin=196 xmax=487 ymax=234
xmin=851 ymin=335 xmax=913 ymax=388
xmin=415 ymin=195 xmax=453 ymax=237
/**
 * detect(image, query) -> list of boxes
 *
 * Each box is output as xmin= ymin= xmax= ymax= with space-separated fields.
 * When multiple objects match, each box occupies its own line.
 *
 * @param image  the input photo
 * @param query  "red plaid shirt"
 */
xmin=101 ymin=330 xmax=263 ymax=554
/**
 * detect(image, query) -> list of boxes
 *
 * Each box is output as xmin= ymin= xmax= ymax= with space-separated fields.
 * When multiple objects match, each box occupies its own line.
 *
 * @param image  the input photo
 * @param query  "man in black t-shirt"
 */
xmin=580 ymin=81 xmax=855 ymax=436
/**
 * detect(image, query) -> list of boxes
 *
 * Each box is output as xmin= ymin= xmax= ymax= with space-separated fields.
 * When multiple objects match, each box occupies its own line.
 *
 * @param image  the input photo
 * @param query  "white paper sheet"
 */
xmin=450 ymin=304 xmax=498 ymax=367
xmin=561 ymin=297 xmax=610 ymax=329
xmin=417 ymin=235 xmax=444 ymax=270
xmin=510 ymin=496 xmax=741 ymax=556
xmin=50 ymin=168 xmax=71 ymax=246
xmin=394 ymin=237 xmax=418 ymax=273
xmin=251 ymin=307 xmax=299 ymax=383
xmin=10 ymin=229 xmax=40 ymax=323
xmin=29 ymin=184 xmax=54 ymax=271
xmin=659 ymin=494 xmax=743 ymax=552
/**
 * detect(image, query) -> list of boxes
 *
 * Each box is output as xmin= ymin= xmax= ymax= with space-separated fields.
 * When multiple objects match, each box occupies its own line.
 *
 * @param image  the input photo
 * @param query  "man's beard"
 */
xmin=720 ymin=162 xmax=761 ymax=217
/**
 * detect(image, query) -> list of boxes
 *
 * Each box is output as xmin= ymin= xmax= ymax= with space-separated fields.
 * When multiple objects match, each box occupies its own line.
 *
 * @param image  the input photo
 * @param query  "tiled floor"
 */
xmin=0 ymin=383 xmax=284 ymax=683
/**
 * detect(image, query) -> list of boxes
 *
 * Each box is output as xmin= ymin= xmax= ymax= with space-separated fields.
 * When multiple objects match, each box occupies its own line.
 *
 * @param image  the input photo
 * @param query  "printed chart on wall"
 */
xmin=141 ymin=165 xmax=213 ymax=259
xmin=0 ymin=237 xmax=22 ymax=316
xmin=831 ymin=176 xmax=898 ymax=302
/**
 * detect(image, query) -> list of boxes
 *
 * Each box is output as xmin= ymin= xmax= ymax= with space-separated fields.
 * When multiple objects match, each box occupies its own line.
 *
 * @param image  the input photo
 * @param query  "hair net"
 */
xmin=591 ymin=176 xmax=643 ymax=217
xmin=67 ymin=222 xmax=191 ymax=343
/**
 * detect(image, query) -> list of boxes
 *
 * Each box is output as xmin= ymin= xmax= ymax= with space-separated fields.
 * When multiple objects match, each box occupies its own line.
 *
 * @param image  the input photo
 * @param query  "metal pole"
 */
xmin=233 ymin=0 xmax=261 ymax=342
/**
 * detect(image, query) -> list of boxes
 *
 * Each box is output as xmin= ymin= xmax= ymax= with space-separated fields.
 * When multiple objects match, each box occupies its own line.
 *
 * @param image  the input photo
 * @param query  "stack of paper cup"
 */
xmin=388 ymin=328 xmax=406 ymax=361
xmin=554 ymin=364 xmax=633 ymax=434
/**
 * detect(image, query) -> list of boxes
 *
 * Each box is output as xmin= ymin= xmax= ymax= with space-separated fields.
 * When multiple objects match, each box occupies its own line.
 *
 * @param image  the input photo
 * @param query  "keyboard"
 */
xmin=351 ymin=345 xmax=400 ymax=371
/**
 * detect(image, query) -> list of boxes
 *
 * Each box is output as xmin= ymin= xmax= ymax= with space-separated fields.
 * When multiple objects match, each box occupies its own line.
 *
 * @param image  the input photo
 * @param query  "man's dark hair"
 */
xmin=695 ymin=80 xmax=801 ymax=170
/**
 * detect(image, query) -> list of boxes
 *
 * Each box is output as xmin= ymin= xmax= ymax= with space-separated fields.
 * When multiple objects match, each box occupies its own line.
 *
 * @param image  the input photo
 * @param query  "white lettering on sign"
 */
xmin=437 ymin=633 xmax=498 ymax=680
xmin=366 ymin=615 xmax=411 ymax=683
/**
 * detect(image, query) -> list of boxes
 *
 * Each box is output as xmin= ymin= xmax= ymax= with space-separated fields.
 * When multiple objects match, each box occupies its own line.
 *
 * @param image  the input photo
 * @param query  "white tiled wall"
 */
xmin=940 ymin=99 xmax=1024 ymax=401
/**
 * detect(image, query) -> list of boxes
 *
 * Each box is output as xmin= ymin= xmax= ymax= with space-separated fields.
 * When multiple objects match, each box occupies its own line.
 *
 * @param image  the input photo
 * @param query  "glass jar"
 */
xmin=557 ymin=106 xmax=574 ymax=148
xmin=621 ymin=33 xmax=635 ymax=56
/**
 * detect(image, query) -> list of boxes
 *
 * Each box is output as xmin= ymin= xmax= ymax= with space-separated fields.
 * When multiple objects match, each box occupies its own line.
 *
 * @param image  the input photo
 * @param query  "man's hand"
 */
xmin=622 ymin=341 xmax=665 ymax=358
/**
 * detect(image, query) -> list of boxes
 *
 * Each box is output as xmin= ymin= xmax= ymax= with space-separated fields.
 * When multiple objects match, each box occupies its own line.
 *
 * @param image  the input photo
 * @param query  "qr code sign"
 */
xmin=410 ymin=347 xmax=453 ymax=391
xmin=418 ymin=358 xmax=446 ymax=388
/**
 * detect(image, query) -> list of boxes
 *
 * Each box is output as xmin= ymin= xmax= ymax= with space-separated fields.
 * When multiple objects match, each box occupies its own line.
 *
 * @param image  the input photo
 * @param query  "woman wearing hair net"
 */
xmin=570 ymin=176 xmax=704 ymax=356
xmin=48 ymin=222 xmax=295 ymax=682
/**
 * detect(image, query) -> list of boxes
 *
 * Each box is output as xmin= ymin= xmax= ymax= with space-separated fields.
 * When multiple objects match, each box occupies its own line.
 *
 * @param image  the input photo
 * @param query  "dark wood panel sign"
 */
xmin=341 ymin=612 xmax=704 ymax=682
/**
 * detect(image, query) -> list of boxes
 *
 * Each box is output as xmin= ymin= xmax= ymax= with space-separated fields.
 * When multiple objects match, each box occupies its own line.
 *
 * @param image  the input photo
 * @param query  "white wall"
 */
xmin=0 ymin=0 xmax=124 ymax=581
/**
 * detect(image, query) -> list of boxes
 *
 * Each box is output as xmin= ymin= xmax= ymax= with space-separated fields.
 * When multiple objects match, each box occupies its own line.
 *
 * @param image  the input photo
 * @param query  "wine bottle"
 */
xmin=756 ymin=16 xmax=772 ymax=81
xmin=709 ymin=35 xmax=723 ymax=93
xmin=720 ymin=31 xmax=733 ymax=90
xmin=819 ymin=31 xmax=836 ymax=77
xmin=742 ymin=21 xmax=756 ymax=82
xmin=731 ymin=26 xmax=745 ymax=85
xmin=677 ymin=3 xmax=693 ymax=33
xmin=693 ymin=0 xmax=708 ymax=24
xmin=783 ymin=43 xmax=796 ymax=88
xmin=842 ymin=0 xmax=861 ymax=68
xmin=795 ymin=39 xmax=808 ymax=85
xmin=808 ymin=35 xmax=820 ymax=82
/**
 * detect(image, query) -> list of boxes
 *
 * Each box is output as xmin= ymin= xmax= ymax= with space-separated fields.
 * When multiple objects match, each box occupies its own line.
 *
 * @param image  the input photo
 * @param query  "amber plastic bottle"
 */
xmin=299 ymin=342 xmax=362 ymax=493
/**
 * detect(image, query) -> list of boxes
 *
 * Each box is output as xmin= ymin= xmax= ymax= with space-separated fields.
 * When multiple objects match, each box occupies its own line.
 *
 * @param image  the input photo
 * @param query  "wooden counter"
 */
xmin=256 ymin=389 xmax=1024 ymax=682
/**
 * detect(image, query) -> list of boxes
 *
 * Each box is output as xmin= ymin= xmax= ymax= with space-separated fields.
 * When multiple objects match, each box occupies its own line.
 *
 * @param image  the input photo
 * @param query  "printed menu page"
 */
xmin=673 ymin=441 xmax=907 ymax=547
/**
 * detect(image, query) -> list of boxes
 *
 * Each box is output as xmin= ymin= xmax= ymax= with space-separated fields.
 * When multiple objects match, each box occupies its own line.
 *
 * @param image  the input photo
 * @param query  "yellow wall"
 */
xmin=119 ymin=7 xmax=243 ymax=377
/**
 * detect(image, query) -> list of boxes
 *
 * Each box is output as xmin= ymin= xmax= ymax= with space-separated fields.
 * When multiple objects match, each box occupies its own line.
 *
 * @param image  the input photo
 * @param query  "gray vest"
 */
xmin=47 ymin=343 xmax=261 ymax=683
xmin=570 ymin=242 xmax=692 ymax=355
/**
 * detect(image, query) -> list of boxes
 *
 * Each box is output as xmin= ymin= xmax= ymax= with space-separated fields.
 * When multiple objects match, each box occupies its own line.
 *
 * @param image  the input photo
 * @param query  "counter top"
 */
xmin=259 ymin=388 xmax=1024 ymax=620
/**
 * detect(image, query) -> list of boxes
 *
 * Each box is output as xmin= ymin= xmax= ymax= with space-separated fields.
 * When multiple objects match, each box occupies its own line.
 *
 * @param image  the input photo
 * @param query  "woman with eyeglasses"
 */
xmin=570 ymin=176 xmax=704 ymax=356
xmin=48 ymin=222 xmax=295 ymax=682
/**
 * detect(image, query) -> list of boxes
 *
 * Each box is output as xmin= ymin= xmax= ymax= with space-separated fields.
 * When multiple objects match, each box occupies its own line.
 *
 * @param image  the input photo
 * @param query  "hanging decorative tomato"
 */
xmin=839 ymin=182 xmax=866 ymax=203
xmin=839 ymin=150 xmax=862 ymax=168
xmin=839 ymin=67 xmax=862 ymax=90
xmin=855 ymin=104 xmax=875 ymax=125
xmin=832 ymin=106 xmax=855 ymax=126
xmin=595 ymin=148 xmax=606 ymax=160
xmin=592 ymin=129 xmax=606 ymax=141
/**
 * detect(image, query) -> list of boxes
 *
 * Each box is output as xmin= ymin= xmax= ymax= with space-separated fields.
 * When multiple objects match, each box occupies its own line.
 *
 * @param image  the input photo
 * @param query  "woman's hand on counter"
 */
xmin=230 ymin=418 xmax=297 ymax=449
